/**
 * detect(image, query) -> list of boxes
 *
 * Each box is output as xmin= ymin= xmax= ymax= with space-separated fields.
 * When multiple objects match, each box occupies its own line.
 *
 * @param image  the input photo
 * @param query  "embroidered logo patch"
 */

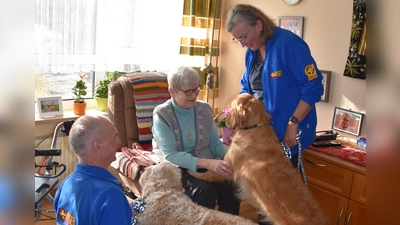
xmin=270 ymin=70 xmax=282 ymax=78
xmin=59 ymin=208 xmax=76 ymax=224
xmin=304 ymin=64 xmax=318 ymax=81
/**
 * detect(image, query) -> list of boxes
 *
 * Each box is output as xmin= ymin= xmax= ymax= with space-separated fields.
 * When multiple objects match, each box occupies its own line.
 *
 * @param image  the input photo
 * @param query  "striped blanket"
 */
xmin=111 ymin=143 xmax=164 ymax=180
xmin=126 ymin=72 xmax=170 ymax=150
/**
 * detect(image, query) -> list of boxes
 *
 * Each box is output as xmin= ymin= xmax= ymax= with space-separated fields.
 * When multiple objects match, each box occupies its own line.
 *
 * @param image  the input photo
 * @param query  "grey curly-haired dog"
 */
xmin=135 ymin=161 xmax=256 ymax=225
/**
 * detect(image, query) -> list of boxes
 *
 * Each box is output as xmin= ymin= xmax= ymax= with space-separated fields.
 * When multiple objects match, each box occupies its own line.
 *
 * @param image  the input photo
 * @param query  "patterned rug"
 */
xmin=307 ymin=145 xmax=366 ymax=167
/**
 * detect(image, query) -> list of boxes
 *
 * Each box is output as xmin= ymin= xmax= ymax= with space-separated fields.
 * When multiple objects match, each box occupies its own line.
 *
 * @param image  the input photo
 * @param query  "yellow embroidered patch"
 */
xmin=59 ymin=208 xmax=76 ymax=223
xmin=270 ymin=70 xmax=282 ymax=78
xmin=305 ymin=64 xmax=318 ymax=81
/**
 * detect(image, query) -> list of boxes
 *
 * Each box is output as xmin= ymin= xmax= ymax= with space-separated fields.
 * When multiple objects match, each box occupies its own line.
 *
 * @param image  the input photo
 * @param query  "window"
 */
xmin=35 ymin=0 xmax=184 ymax=100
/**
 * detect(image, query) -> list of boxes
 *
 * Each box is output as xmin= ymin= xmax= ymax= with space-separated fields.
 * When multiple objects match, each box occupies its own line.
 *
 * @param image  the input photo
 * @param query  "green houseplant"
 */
xmin=72 ymin=72 xmax=88 ymax=115
xmin=94 ymin=79 xmax=110 ymax=98
xmin=94 ymin=79 xmax=111 ymax=112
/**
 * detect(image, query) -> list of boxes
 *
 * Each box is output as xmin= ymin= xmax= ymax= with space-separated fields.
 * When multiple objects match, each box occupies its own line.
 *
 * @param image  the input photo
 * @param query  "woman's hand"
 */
xmin=212 ymin=159 xmax=233 ymax=176
xmin=284 ymin=123 xmax=298 ymax=148
xmin=199 ymin=159 xmax=233 ymax=176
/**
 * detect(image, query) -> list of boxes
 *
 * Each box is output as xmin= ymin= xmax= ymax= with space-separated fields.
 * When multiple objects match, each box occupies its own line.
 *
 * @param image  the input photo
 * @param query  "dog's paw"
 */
xmin=188 ymin=170 xmax=203 ymax=179
xmin=188 ymin=170 xmax=224 ymax=182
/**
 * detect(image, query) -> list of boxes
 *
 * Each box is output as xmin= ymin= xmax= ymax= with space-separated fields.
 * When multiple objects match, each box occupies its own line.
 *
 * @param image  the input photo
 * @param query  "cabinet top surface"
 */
xmin=304 ymin=148 xmax=366 ymax=175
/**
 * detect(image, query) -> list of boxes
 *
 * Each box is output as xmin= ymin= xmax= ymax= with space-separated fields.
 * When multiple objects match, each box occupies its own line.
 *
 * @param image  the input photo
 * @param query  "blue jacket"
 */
xmin=54 ymin=163 xmax=132 ymax=225
xmin=240 ymin=27 xmax=324 ymax=155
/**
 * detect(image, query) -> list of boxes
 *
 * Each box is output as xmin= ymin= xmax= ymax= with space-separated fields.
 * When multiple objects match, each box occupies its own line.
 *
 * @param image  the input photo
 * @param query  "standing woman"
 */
xmin=226 ymin=4 xmax=324 ymax=167
xmin=151 ymin=66 xmax=241 ymax=215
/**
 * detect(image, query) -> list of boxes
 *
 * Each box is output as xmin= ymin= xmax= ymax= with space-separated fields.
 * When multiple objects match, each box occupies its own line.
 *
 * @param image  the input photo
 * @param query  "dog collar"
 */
xmin=131 ymin=198 xmax=147 ymax=225
xmin=242 ymin=121 xmax=271 ymax=130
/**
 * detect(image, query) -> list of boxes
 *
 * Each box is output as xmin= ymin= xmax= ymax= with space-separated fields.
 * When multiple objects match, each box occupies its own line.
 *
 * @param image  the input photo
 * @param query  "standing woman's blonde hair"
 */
xmin=225 ymin=4 xmax=276 ymax=45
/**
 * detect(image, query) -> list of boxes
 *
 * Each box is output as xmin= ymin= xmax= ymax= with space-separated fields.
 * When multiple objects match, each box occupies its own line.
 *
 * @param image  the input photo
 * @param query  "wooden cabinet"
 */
xmin=307 ymin=183 xmax=349 ymax=224
xmin=346 ymin=200 xmax=366 ymax=225
xmin=303 ymin=149 xmax=366 ymax=225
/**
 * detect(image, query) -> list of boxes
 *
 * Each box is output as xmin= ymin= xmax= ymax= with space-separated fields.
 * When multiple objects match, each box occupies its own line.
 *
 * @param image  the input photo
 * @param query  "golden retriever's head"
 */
xmin=139 ymin=161 xmax=184 ymax=198
xmin=226 ymin=93 xmax=272 ymax=130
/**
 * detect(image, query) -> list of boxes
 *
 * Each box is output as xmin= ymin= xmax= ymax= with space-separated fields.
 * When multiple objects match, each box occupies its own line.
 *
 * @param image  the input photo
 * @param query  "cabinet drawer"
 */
xmin=304 ymin=155 xmax=353 ymax=197
xmin=350 ymin=173 xmax=366 ymax=205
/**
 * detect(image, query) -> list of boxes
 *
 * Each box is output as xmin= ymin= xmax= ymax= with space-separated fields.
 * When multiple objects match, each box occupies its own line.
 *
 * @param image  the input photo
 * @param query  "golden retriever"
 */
xmin=190 ymin=93 xmax=329 ymax=225
xmin=136 ymin=161 xmax=257 ymax=225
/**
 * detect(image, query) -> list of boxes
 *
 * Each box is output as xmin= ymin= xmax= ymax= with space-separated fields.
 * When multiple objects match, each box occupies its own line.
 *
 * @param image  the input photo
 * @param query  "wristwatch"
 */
xmin=289 ymin=116 xmax=299 ymax=124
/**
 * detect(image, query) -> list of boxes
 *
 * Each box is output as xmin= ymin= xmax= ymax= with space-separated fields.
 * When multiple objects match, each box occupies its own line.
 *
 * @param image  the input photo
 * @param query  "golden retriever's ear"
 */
xmin=249 ymin=98 xmax=265 ymax=117
xmin=227 ymin=93 xmax=272 ymax=129
xmin=249 ymin=97 xmax=272 ymax=122
xmin=227 ymin=94 xmax=251 ymax=130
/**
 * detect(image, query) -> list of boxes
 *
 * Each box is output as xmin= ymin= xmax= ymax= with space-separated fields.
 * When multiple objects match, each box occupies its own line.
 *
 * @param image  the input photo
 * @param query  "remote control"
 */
xmin=312 ymin=141 xmax=342 ymax=147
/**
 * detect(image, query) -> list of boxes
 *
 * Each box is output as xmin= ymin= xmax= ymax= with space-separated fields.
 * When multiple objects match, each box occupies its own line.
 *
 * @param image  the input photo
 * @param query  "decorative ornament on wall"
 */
xmin=278 ymin=16 xmax=304 ymax=39
xmin=343 ymin=0 xmax=366 ymax=79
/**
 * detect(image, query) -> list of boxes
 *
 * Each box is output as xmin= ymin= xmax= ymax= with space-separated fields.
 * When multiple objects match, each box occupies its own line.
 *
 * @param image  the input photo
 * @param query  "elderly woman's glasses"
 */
xmin=232 ymin=25 xmax=254 ymax=43
xmin=179 ymin=86 xmax=200 ymax=96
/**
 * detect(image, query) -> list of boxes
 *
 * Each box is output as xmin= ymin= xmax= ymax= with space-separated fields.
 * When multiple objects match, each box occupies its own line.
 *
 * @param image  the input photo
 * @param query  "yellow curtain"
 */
xmin=180 ymin=0 xmax=221 ymax=113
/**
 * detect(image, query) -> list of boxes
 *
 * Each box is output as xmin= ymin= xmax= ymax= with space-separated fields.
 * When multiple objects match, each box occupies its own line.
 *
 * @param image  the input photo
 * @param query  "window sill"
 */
xmin=35 ymin=99 xmax=107 ymax=125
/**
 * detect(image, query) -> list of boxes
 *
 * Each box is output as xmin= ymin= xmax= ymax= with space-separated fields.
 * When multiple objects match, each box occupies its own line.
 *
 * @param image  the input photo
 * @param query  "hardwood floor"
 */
xmin=35 ymin=197 xmax=56 ymax=225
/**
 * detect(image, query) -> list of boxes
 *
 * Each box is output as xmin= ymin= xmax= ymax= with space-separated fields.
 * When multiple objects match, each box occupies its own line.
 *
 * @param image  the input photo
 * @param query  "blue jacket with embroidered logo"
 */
xmin=54 ymin=163 xmax=132 ymax=225
xmin=240 ymin=27 xmax=324 ymax=155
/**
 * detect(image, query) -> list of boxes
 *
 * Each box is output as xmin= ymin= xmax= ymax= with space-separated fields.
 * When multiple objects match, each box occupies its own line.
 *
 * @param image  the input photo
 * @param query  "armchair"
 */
xmin=107 ymin=72 xmax=170 ymax=197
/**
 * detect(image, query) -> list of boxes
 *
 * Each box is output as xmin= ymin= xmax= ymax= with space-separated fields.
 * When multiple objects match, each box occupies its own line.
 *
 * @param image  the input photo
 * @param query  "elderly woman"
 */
xmin=151 ymin=66 xmax=240 ymax=215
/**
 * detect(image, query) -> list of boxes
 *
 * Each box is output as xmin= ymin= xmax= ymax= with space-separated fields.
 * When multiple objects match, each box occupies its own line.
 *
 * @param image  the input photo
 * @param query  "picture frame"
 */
xmin=320 ymin=70 xmax=331 ymax=103
xmin=278 ymin=16 xmax=304 ymax=38
xmin=332 ymin=107 xmax=364 ymax=136
xmin=36 ymin=96 xmax=64 ymax=119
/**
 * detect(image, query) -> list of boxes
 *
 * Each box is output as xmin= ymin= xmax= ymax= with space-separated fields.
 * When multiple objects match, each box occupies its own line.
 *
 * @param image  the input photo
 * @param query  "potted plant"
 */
xmin=72 ymin=72 xmax=87 ymax=115
xmin=216 ymin=108 xmax=234 ymax=145
xmin=94 ymin=79 xmax=111 ymax=112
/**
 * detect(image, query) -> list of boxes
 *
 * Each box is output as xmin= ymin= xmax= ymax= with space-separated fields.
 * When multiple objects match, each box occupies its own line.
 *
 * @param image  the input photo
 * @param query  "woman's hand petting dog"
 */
xmin=198 ymin=158 xmax=233 ymax=176
xmin=212 ymin=159 xmax=233 ymax=176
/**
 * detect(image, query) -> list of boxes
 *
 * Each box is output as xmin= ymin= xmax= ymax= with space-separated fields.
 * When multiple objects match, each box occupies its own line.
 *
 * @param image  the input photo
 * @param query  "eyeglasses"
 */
xmin=179 ymin=86 xmax=200 ymax=96
xmin=232 ymin=25 xmax=254 ymax=43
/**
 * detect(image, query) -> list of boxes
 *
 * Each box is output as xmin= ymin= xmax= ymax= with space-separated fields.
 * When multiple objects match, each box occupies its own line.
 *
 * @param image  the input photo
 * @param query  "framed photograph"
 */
xmin=278 ymin=16 xmax=304 ymax=38
xmin=332 ymin=107 xmax=364 ymax=136
xmin=36 ymin=96 xmax=64 ymax=119
xmin=320 ymin=70 xmax=331 ymax=103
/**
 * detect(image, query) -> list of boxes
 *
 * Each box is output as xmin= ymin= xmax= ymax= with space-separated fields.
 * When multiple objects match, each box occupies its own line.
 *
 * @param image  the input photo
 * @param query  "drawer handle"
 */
xmin=305 ymin=158 xmax=326 ymax=167
xmin=337 ymin=209 xmax=344 ymax=225
xmin=345 ymin=212 xmax=353 ymax=225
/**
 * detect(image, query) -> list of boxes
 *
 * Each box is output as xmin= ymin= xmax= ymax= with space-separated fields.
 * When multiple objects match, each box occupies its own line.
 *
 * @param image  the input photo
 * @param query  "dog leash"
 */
xmin=280 ymin=129 xmax=308 ymax=186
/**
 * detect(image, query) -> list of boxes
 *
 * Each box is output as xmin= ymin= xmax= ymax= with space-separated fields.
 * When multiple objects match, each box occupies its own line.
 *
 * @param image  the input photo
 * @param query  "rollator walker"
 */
xmin=35 ymin=120 xmax=74 ymax=222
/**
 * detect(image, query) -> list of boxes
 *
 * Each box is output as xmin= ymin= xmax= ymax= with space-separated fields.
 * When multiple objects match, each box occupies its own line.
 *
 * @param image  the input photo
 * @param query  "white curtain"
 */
xmin=35 ymin=0 xmax=184 ymax=74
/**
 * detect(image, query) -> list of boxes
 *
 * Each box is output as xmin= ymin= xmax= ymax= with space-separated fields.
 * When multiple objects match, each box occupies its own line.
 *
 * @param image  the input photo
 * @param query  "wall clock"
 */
xmin=282 ymin=0 xmax=301 ymax=6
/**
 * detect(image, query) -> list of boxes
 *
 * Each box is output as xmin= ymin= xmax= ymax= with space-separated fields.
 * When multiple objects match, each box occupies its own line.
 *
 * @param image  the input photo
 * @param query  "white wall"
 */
xmin=218 ymin=0 xmax=366 ymax=138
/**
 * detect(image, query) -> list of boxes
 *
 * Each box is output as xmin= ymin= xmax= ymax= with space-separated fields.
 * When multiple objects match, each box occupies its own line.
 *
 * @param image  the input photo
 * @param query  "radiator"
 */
xmin=35 ymin=135 xmax=78 ymax=183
